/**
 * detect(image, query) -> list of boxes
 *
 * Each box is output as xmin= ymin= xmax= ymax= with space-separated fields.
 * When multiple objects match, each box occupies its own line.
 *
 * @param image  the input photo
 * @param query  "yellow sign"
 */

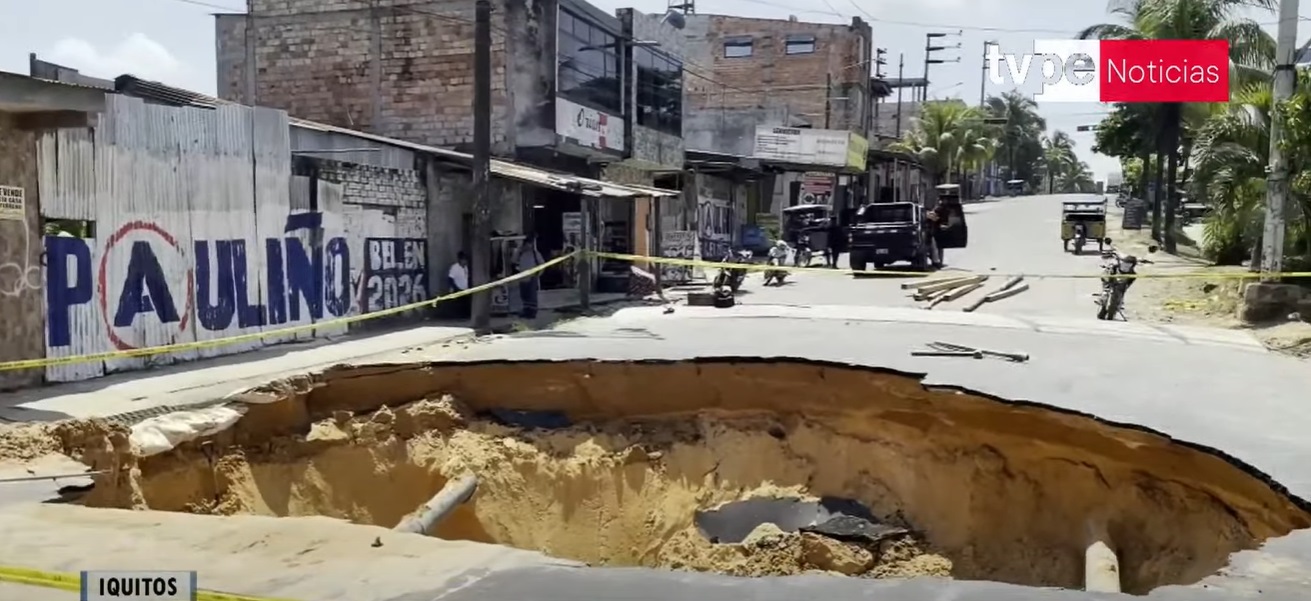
xmin=845 ymin=133 xmax=868 ymax=172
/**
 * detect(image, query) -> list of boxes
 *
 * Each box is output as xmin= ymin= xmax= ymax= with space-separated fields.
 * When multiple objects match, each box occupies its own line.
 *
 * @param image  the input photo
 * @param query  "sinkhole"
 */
xmin=74 ymin=359 xmax=1311 ymax=594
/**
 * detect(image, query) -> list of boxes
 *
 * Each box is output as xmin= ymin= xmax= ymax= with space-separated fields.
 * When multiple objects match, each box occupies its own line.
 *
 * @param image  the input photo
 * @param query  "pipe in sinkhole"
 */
xmin=393 ymin=474 xmax=479 ymax=535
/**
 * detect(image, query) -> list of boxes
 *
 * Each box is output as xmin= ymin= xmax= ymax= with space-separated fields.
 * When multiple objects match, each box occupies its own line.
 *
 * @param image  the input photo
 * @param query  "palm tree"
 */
xmin=1041 ymin=131 xmax=1080 ymax=193
xmin=1190 ymin=70 xmax=1311 ymax=267
xmin=890 ymin=101 xmax=994 ymax=192
xmin=985 ymin=90 xmax=1047 ymax=186
xmin=1079 ymin=0 xmax=1276 ymax=253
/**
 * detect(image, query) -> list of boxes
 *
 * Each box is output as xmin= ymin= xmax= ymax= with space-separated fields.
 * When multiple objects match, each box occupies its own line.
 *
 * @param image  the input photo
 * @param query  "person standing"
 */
xmin=825 ymin=217 xmax=844 ymax=268
xmin=514 ymin=234 xmax=545 ymax=319
xmin=447 ymin=251 xmax=470 ymax=318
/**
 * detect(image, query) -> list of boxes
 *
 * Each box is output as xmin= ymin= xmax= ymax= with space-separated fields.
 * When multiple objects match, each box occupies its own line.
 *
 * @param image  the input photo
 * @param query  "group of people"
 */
xmin=445 ymin=234 xmax=546 ymax=320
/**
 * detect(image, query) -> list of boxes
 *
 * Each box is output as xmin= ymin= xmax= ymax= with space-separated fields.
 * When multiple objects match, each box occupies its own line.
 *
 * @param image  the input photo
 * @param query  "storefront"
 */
xmin=750 ymin=126 xmax=869 ymax=227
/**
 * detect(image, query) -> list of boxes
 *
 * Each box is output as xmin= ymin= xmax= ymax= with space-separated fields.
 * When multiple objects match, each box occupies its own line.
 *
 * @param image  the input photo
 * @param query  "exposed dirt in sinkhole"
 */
xmin=7 ymin=359 xmax=1309 ymax=595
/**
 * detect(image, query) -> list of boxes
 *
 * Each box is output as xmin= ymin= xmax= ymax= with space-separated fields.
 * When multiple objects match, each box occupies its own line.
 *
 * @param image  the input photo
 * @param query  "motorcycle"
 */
xmin=1096 ymin=241 xmax=1156 ymax=320
xmin=793 ymin=234 xmax=814 ymax=267
xmin=763 ymin=253 xmax=789 ymax=286
xmin=712 ymin=249 xmax=753 ymax=292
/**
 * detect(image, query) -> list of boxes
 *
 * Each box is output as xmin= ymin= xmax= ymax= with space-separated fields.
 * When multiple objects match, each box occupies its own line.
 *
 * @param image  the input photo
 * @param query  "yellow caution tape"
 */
xmin=593 ymin=250 xmax=1311 ymax=281
xmin=0 ymin=247 xmax=1306 ymax=373
xmin=0 ymin=252 xmax=575 ymax=372
xmin=0 ymin=566 xmax=297 ymax=601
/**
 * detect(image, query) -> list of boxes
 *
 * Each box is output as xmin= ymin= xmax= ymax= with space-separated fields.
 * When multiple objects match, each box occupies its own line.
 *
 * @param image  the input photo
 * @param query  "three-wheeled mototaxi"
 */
xmin=1061 ymin=199 xmax=1107 ymax=254
xmin=781 ymin=203 xmax=831 ymax=267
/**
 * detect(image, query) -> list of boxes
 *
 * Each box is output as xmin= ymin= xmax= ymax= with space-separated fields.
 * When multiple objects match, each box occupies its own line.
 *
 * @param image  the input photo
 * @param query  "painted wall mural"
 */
xmin=44 ymin=212 xmax=354 ymax=354
xmin=33 ymin=95 xmax=431 ymax=383
xmin=362 ymin=238 xmax=427 ymax=313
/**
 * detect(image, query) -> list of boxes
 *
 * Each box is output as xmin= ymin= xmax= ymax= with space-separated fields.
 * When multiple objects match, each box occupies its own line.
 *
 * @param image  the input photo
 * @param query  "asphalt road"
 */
xmin=746 ymin=194 xmax=1123 ymax=318
xmin=6 ymin=193 xmax=1309 ymax=601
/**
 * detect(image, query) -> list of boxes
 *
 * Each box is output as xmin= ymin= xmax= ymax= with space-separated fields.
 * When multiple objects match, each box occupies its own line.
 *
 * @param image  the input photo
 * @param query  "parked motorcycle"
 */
xmin=1096 ymin=241 xmax=1156 ymax=320
xmin=794 ymin=234 xmax=814 ymax=267
xmin=763 ymin=241 xmax=790 ymax=286
xmin=712 ymin=249 xmax=753 ymax=293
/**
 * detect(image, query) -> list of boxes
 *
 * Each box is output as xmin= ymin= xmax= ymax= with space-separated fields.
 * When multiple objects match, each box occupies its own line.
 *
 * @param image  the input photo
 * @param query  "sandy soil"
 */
xmin=1105 ymin=218 xmax=1311 ymax=358
xmin=26 ymin=360 xmax=1306 ymax=594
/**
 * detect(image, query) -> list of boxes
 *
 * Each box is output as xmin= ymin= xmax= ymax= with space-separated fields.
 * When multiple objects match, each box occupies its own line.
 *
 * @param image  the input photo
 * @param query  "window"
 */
xmin=785 ymin=35 xmax=816 ymax=55
xmin=635 ymin=46 xmax=683 ymax=136
xmin=723 ymin=38 xmax=753 ymax=58
xmin=556 ymin=8 xmax=623 ymax=116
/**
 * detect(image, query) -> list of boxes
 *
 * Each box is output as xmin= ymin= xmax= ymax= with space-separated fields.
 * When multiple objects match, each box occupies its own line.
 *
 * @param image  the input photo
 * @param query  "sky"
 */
xmin=3 ymin=0 xmax=1308 ymax=182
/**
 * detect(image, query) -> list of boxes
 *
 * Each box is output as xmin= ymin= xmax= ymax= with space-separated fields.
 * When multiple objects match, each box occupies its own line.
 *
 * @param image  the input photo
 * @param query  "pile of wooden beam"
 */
xmin=902 ymin=274 xmax=1028 ymax=311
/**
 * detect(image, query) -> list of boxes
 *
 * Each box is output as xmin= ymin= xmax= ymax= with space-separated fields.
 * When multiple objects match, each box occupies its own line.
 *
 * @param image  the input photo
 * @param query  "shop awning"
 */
xmin=289 ymin=119 xmax=679 ymax=199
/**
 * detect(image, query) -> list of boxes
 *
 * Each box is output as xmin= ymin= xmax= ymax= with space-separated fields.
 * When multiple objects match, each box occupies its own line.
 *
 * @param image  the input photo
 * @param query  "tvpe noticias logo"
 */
xmin=986 ymin=39 xmax=1230 ymax=103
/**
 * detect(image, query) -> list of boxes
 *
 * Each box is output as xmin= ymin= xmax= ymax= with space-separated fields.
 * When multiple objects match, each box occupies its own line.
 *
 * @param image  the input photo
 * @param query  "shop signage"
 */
xmin=752 ymin=127 xmax=868 ymax=171
xmin=555 ymin=96 xmax=624 ymax=153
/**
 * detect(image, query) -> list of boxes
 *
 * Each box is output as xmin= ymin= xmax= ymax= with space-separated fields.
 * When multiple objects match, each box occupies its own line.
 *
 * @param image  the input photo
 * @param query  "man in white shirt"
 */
xmin=447 ymin=251 xmax=470 ymax=318
xmin=514 ymin=235 xmax=545 ymax=319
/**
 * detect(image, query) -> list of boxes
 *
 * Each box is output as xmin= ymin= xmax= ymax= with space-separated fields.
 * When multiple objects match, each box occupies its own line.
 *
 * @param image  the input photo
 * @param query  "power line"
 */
xmin=719 ymin=0 xmax=1311 ymax=34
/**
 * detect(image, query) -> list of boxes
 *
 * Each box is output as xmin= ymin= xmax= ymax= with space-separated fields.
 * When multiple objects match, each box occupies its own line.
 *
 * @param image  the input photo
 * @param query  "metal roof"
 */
xmin=112 ymin=76 xmax=677 ymax=199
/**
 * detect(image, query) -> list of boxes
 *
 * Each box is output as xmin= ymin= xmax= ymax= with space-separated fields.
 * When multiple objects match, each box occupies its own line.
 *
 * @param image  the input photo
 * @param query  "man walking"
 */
xmin=514 ymin=234 xmax=545 ymax=319
xmin=447 ymin=251 xmax=470 ymax=318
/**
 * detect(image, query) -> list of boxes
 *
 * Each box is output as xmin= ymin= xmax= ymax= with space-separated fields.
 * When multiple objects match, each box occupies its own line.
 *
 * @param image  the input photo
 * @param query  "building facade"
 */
xmin=215 ymin=0 xmax=685 ymax=295
xmin=681 ymin=14 xmax=873 ymax=156
xmin=214 ymin=0 xmax=684 ymax=179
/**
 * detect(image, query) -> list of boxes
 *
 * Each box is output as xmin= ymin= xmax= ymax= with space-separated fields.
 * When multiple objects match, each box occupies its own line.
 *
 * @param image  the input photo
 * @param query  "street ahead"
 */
xmin=747 ymin=193 xmax=1119 ymax=318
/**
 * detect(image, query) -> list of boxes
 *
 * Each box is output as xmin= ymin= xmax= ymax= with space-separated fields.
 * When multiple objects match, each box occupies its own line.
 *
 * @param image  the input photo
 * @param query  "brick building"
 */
xmin=214 ymin=0 xmax=684 ymax=178
xmin=681 ymin=14 xmax=873 ymax=156
xmin=216 ymin=0 xmax=685 ymax=293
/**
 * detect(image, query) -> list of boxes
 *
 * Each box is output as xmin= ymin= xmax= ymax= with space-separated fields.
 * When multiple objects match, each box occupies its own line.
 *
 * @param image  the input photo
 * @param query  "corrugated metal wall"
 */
xmin=36 ymin=95 xmax=361 ymax=383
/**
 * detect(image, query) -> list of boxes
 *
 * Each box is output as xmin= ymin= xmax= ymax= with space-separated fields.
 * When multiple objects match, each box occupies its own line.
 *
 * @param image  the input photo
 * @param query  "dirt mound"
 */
xmin=76 ymin=359 xmax=1311 ymax=594
xmin=0 ymin=419 xmax=131 ymax=465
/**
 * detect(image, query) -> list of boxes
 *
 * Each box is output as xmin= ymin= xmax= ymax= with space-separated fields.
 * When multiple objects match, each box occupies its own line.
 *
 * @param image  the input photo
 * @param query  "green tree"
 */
xmin=984 ymin=90 xmax=1047 ymax=187
xmin=890 ymin=100 xmax=995 ymax=189
xmin=1080 ymin=0 xmax=1276 ymax=253
xmin=1191 ymin=70 xmax=1311 ymax=268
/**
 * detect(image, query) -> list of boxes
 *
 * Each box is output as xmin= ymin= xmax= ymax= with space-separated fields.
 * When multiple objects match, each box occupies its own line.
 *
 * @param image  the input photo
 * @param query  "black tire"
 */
xmin=1106 ymin=288 xmax=1125 ymax=320
xmin=913 ymin=252 xmax=929 ymax=272
xmin=850 ymin=253 xmax=867 ymax=272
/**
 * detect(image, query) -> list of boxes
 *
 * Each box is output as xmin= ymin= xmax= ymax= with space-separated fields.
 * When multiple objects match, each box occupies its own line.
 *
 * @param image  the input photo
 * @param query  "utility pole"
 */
xmin=873 ymin=48 xmax=887 ymax=139
xmin=979 ymin=40 xmax=994 ymax=106
xmin=922 ymin=31 xmax=960 ymax=102
xmin=895 ymin=53 xmax=904 ymax=138
xmin=977 ymin=40 xmax=995 ymax=198
xmin=469 ymin=0 xmax=493 ymax=328
xmin=1262 ymin=0 xmax=1299 ymax=279
xmin=824 ymin=73 xmax=832 ymax=128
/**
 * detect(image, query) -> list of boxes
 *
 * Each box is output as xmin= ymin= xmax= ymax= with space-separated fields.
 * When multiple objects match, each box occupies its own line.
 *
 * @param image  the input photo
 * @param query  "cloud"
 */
xmin=45 ymin=33 xmax=185 ymax=84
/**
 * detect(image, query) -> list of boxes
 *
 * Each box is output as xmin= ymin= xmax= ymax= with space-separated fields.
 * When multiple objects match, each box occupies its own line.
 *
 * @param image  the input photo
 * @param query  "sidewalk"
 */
xmin=0 ymin=292 xmax=630 ymax=424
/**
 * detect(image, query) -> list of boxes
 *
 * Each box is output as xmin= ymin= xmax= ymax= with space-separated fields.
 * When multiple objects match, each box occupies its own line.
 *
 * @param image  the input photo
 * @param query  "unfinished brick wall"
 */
xmin=216 ymin=0 xmax=554 ymax=152
xmin=683 ymin=15 xmax=870 ymax=133
xmin=317 ymin=160 xmax=428 ymax=210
